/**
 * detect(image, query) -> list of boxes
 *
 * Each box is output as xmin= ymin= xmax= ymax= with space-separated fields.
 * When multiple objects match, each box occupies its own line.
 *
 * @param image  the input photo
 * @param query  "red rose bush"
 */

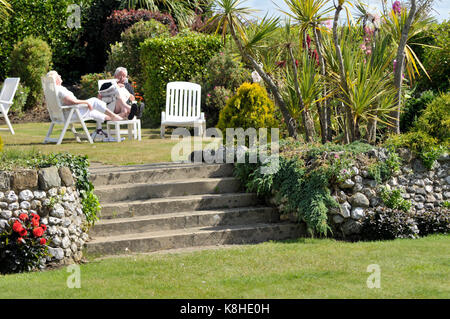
xmin=0 ymin=211 xmax=49 ymax=274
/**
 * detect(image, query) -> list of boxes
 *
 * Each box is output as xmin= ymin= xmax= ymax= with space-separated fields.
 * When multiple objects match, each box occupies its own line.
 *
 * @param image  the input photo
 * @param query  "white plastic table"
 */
xmin=106 ymin=119 xmax=141 ymax=142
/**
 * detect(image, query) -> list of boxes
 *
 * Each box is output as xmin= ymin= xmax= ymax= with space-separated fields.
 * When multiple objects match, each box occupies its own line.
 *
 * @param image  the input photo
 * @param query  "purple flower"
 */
xmin=207 ymin=93 xmax=211 ymax=97
xmin=393 ymin=1 xmax=401 ymax=15
xmin=323 ymin=19 xmax=333 ymax=29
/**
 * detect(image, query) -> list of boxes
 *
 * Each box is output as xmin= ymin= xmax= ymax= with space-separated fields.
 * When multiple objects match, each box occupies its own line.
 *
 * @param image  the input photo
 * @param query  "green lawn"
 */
xmin=0 ymin=235 xmax=449 ymax=299
xmin=0 ymin=122 xmax=220 ymax=165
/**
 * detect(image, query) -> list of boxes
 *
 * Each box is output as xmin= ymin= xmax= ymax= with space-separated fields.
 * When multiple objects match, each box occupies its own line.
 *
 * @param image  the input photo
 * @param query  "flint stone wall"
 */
xmin=0 ymin=166 xmax=88 ymax=264
xmin=275 ymin=148 xmax=450 ymax=238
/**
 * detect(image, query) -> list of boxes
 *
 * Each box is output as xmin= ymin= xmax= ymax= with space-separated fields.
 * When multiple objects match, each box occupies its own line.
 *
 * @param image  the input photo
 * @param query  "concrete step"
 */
xmin=85 ymin=222 xmax=306 ymax=256
xmin=95 ymin=177 xmax=242 ymax=203
xmin=90 ymin=207 xmax=279 ymax=237
xmin=90 ymin=163 xmax=234 ymax=187
xmin=99 ymin=193 xmax=261 ymax=220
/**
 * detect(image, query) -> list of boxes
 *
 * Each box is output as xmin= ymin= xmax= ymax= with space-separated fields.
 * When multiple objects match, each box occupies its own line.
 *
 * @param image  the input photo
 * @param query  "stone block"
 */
xmin=11 ymin=170 xmax=38 ymax=192
xmin=59 ymin=167 xmax=74 ymax=187
xmin=38 ymin=167 xmax=61 ymax=190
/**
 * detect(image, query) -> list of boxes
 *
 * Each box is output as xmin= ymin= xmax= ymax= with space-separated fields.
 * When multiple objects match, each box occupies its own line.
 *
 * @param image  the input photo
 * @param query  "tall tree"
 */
xmin=208 ymin=0 xmax=299 ymax=138
xmin=391 ymin=0 xmax=416 ymax=134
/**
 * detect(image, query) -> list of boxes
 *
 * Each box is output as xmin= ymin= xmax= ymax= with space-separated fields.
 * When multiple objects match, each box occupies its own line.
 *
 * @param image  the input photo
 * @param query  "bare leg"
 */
xmin=116 ymin=96 xmax=131 ymax=116
xmin=105 ymin=108 xmax=122 ymax=121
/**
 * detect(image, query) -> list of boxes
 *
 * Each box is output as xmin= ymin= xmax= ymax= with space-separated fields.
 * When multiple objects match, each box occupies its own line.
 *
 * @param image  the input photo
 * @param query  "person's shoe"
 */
xmin=93 ymin=129 xmax=108 ymax=141
xmin=128 ymin=104 xmax=138 ymax=120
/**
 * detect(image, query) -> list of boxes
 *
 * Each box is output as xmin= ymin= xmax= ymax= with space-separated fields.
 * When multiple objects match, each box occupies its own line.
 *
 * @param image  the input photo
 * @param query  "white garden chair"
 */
xmin=0 ymin=77 xmax=20 ymax=135
xmin=41 ymin=76 xmax=94 ymax=145
xmin=161 ymin=81 xmax=206 ymax=138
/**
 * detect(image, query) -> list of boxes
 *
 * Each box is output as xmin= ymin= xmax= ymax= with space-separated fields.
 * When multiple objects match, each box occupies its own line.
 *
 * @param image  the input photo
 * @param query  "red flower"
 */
xmin=31 ymin=218 xmax=39 ymax=227
xmin=41 ymin=224 xmax=47 ymax=232
xmin=19 ymin=213 xmax=29 ymax=221
xmin=39 ymin=238 xmax=47 ymax=245
xmin=33 ymin=227 xmax=44 ymax=238
xmin=17 ymin=237 xmax=24 ymax=244
xmin=31 ymin=213 xmax=40 ymax=221
xmin=12 ymin=220 xmax=24 ymax=233
xmin=19 ymin=229 xmax=28 ymax=237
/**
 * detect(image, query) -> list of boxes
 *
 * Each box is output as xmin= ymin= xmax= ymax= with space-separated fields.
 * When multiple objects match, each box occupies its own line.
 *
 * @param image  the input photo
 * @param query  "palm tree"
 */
xmin=122 ymin=0 xmax=214 ymax=28
xmin=0 ymin=0 xmax=12 ymax=21
xmin=281 ymin=0 xmax=333 ymax=142
xmin=208 ymin=0 xmax=299 ymax=138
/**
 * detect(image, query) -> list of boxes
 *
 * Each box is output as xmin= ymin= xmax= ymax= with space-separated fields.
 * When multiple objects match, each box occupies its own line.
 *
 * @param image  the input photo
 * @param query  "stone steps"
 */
xmin=95 ymin=177 xmax=242 ymax=203
xmin=85 ymin=222 xmax=305 ymax=256
xmin=90 ymin=162 xmax=234 ymax=187
xmin=99 ymin=193 xmax=260 ymax=219
xmin=91 ymin=207 xmax=278 ymax=237
xmin=86 ymin=162 xmax=304 ymax=256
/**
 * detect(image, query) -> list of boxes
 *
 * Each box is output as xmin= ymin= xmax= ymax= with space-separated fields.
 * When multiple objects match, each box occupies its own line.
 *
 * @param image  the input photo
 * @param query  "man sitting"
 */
xmin=99 ymin=67 xmax=142 ymax=120
xmin=47 ymin=70 xmax=123 ymax=139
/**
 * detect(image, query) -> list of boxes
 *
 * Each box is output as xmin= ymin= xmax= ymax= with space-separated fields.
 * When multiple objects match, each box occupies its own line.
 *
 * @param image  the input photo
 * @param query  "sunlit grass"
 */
xmin=0 ymin=235 xmax=448 ymax=299
xmin=0 ymin=122 xmax=221 ymax=165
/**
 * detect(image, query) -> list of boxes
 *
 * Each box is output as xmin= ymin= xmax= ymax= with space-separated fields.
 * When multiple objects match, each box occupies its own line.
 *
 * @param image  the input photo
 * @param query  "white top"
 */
xmin=57 ymin=86 xmax=76 ymax=105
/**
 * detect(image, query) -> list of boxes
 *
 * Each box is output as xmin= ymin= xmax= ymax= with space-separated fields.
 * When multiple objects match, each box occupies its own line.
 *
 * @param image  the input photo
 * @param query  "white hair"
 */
xmin=46 ymin=70 xmax=59 ymax=80
xmin=114 ymin=67 xmax=128 ymax=77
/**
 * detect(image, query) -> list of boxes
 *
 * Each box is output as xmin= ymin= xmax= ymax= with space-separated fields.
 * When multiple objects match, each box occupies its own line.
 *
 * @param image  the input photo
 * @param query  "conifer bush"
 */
xmin=217 ymin=82 xmax=279 ymax=143
xmin=9 ymin=36 xmax=52 ymax=109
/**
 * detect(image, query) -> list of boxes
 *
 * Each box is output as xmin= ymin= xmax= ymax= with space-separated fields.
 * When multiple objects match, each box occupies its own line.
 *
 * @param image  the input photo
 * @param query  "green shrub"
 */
xmin=9 ymin=82 xmax=30 ymax=116
xmin=414 ymin=210 xmax=450 ymax=236
xmin=305 ymin=141 xmax=374 ymax=160
xmin=204 ymin=86 xmax=233 ymax=127
xmin=105 ymin=42 xmax=128 ymax=78
xmin=400 ymin=90 xmax=436 ymax=133
xmin=141 ymin=32 xmax=222 ymax=125
xmin=78 ymin=72 xmax=113 ymax=100
xmin=361 ymin=209 xmax=419 ymax=240
xmin=217 ymin=82 xmax=279 ymax=145
xmin=384 ymin=131 xmax=444 ymax=169
xmin=417 ymin=21 xmax=450 ymax=93
xmin=0 ymin=0 xmax=87 ymax=82
xmin=379 ymin=186 xmax=412 ymax=213
xmin=106 ymin=19 xmax=170 ymax=87
xmin=192 ymin=50 xmax=252 ymax=127
xmin=234 ymin=151 xmax=339 ymax=237
xmin=368 ymin=149 xmax=402 ymax=184
xmin=9 ymin=36 xmax=52 ymax=109
xmin=415 ymin=92 xmax=450 ymax=143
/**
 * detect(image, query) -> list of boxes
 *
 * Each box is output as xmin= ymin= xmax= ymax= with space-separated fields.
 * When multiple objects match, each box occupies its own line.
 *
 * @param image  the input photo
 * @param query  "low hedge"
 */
xmin=140 ymin=32 xmax=222 ymax=126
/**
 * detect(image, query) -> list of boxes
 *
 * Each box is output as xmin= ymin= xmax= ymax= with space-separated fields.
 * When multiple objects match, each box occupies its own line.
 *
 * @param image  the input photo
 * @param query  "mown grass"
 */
xmin=0 ymin=122 xmax=221 ymax=165
xmin=0 ymin=235 xmax=448 ymax=299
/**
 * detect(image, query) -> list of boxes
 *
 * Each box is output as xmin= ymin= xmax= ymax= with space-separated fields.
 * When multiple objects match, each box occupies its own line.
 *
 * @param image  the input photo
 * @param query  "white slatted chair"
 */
xmin=161 ymin=81 xmax=206 ymax=138
xmin=41 ymin=76 xmax=94 ymax=145
xmin=0 ymin=77 xmax=20 ymax=135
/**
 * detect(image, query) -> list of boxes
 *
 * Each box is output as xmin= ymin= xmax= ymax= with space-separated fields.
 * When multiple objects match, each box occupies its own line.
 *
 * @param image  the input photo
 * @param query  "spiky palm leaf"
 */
xmin=122 ymin=0 xmax=213 ymax=28
xmin=207 ymin=0 xmax=257 ymax=43
xmin=0 ymin=0 xmax=12 ymax=20
xmin=282 ymin=0 xmax=333 ymax=45
xmin=382 ymin=6 xmax=435 ymax=81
